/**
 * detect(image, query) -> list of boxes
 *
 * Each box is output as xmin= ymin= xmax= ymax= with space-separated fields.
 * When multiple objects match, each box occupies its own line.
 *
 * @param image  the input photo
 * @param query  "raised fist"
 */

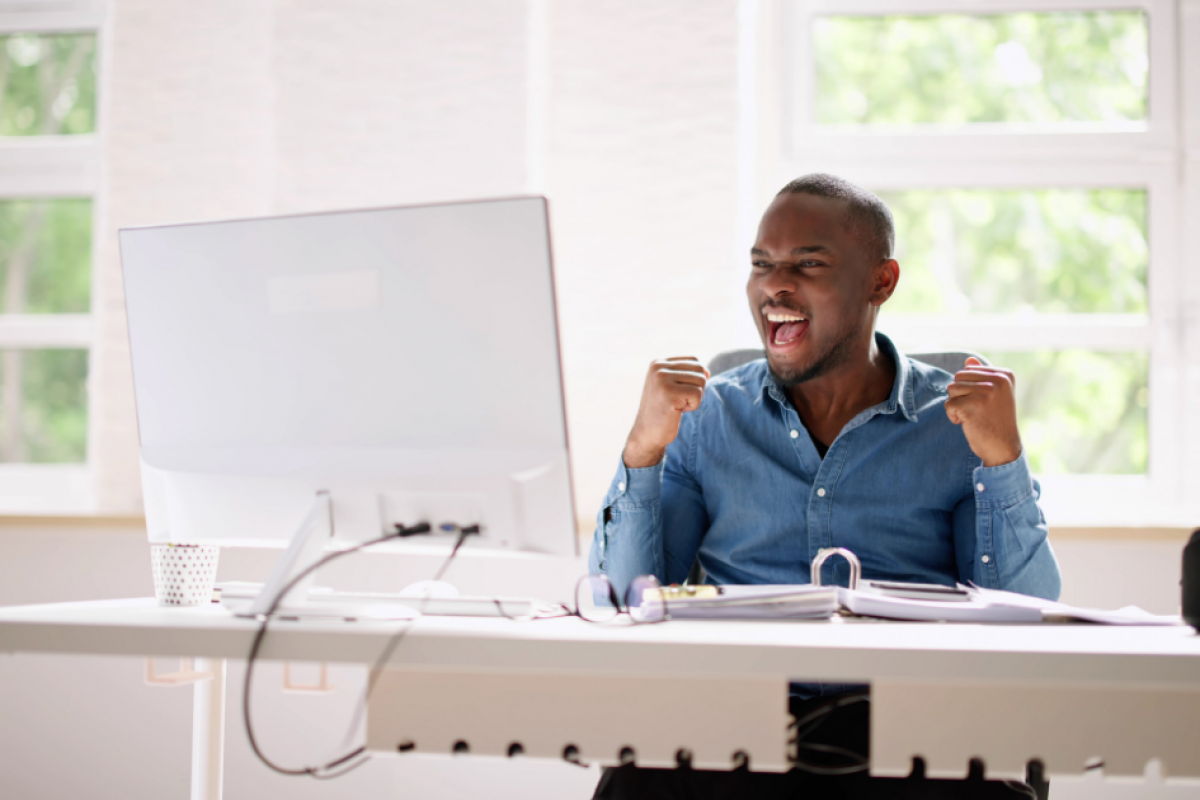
xmin=623 ymin=357 xmax=710 ymax=469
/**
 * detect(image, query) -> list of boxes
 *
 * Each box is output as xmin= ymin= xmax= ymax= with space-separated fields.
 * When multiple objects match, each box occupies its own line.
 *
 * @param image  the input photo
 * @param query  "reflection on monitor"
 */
xmin=120 ymin=196 xmax=577 ymax=559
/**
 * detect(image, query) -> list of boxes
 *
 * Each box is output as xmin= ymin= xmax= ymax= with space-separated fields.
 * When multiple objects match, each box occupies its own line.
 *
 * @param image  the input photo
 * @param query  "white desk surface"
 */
xmin=1 ymin=598 xmax=1198 ymax=687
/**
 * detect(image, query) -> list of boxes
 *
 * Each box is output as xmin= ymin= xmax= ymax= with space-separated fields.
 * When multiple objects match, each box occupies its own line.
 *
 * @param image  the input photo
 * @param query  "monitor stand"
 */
xmin=243 ymin=491 xmax=417 ymax=621
xmin=229 ymin=491 xmax=543 ymax=620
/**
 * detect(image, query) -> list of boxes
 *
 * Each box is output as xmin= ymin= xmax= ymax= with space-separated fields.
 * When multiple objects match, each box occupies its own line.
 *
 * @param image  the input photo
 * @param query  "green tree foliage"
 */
xmin=979 ymin=350 xmax=1147 ymax=475
xmin=815 ymin=12 xmax=1147 ymax=125
xmin=0 ymin=349 xmax=88 ymax=462
xmin=0 ymin=33 xmax=96 ymax=135
xmin=882 ymin=189 xmax=1147 ymax=315
xmin=875 ymin=188 xmax=1149 ymax=475
xmin=813 ymin=11 xmax=1155 ymax=476
xmin=0 ymin=33 xmax=96 ymax=463
xmin=0 ymin=199 xmax=92 ymax=462
xmin=0 ymin=199 xmax=92 ymax=314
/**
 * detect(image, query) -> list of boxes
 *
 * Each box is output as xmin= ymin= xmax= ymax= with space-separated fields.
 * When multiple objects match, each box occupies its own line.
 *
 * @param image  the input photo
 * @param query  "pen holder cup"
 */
xmin=150 ymin=544 xmax=220 ymax=607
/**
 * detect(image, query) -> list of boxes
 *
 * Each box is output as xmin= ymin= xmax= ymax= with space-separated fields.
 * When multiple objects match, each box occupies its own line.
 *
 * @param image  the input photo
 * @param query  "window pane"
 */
xmin=881 ymin=189 xmax=1146 ymax=315
xmin=815 ymin=12 xmax=1147 ymax=125
xmin=0 ymin=33 xmax=97 ymax=136
xmin=982 ymin=350 xmax=1147 ymax=475
xmin=0 ymin=348 xmax=88 ymax=463
xmin=0 ymin=198 xmax=92 ymax=314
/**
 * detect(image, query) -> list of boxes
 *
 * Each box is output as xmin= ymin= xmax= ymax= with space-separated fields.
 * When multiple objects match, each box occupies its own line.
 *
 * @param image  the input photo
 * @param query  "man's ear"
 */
xmin=869 ymin=259 xmax=900 ymax=307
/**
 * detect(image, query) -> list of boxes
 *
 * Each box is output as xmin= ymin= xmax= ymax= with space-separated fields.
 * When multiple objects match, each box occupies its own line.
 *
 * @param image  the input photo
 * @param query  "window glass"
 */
xmin=979 ymin=350 xmax=1146 ymax=475
xmin=814 ymin=12 xmax=1147 ymax=125
xmin=0 ymin=198 xmax=92 ymax=314
xmin=881 ymin=189 xmax=1146 ymax=315
xmin=0 ymin=348 xmax=88 ymax=462
xmin=1 ymin=32 xmax=97 ymax=136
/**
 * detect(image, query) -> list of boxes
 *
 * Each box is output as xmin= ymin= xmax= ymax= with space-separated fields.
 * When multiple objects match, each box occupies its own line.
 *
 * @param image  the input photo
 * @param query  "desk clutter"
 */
xmin=643 ymin=582 xmax=1180 ymax=625
xmin=635 ymin=547 xmax=1182 ymax=626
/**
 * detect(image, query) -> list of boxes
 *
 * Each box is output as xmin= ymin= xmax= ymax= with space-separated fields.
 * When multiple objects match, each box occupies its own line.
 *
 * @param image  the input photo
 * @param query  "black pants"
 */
xmin=592 ymin=693 xmax=1040 ymax=800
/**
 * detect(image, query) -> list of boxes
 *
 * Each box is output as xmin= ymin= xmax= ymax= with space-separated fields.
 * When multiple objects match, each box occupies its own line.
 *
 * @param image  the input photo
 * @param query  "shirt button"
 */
xmin=817 ymin=488 xmax=826 ymax=497
xmin=981 ymin=554 xmax=990 ymax=564
xmin=976 ymin=482 xmax=986 ymax=492
xmin=618 ymin=482 xmax=626 ymax=492
xmin=790 ymin=429 xmax=799 ymax=439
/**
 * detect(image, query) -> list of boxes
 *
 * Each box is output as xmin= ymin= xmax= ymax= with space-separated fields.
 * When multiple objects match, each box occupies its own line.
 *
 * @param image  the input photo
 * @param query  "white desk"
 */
xmin=1 ymin=598 xmax=1199 ymax=798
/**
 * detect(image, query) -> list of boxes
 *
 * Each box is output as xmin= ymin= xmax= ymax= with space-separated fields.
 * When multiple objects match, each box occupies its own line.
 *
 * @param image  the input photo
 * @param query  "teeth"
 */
xmin=765 ymin=313 xmax=806 ymax=322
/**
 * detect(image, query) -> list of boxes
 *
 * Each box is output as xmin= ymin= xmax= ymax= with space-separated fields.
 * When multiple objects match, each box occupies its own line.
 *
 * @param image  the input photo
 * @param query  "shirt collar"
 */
xmin=757 ymin=331 xmax=918 ymax=423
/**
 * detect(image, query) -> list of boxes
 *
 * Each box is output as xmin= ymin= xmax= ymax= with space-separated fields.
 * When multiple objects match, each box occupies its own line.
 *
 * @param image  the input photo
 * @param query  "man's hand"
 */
xmin=623 ymin=357 xmax=710 ymax=469
xmin=945 ymin=357 xmax=1023 ymax=468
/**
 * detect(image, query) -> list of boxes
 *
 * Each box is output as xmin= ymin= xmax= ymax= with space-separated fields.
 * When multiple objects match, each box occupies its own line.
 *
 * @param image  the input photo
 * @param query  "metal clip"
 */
xmin=811 ymin=547 xmax=861 ymax=590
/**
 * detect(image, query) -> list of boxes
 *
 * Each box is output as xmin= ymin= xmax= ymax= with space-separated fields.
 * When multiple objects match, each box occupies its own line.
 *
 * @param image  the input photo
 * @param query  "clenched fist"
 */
xmin=623 ymin=357 xmax=710 ymax=469
xmin=945 ymin=357 xmax=1023 ymax=468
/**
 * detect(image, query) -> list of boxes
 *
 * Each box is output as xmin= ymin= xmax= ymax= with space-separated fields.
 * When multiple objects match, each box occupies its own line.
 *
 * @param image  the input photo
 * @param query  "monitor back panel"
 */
xmin=119 ymin=197 xmax=575 ymax=554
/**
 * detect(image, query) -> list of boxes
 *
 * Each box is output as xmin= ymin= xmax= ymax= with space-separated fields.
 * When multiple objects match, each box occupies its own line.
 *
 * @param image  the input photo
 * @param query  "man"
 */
xmin=588 ymin=174 xmax=1060 ymax=799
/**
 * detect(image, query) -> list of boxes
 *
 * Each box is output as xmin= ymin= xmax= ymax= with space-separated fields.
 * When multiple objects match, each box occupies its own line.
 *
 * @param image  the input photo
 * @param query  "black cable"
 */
xmin=786 ymin=691 xmax=870 ymax=776
xmin=242 ymin=524 xmax=474 ymax=779
xmin=792 ymin=743 xmax=871 ymax=776
xmin=790 ymin=690 xmax=867 ymax=740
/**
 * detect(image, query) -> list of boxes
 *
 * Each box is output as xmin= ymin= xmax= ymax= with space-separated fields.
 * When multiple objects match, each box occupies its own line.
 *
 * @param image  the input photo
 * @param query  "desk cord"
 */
xmin=242 ymin=525 xmax=474 ymax=780
xmin=788 ymin=691 xmax=870 ymax=775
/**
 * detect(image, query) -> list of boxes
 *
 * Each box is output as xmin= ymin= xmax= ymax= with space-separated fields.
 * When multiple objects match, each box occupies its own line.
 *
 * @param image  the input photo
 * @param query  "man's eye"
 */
xmin=751 ymin=261 xmax=771 ymax=270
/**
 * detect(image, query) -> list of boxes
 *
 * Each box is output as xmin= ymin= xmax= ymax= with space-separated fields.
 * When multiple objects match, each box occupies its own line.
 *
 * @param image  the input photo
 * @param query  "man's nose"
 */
xmin=761 ymin=264 xmax=799 ymax=297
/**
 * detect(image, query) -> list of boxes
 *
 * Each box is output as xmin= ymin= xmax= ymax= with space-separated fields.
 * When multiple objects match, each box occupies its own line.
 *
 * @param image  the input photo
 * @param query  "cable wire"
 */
xmin=242 ymin=525 xmax=473 ymax=779
xmin=786 ymin=691 xmax=871 ymax=775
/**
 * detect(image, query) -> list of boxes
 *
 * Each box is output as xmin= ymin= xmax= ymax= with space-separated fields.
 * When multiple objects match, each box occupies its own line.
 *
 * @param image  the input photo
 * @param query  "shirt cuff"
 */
xmin=605 ymin=453 xmax=665 ymax=509
xmin=971 ymin=449 xmax=1038 ymax=510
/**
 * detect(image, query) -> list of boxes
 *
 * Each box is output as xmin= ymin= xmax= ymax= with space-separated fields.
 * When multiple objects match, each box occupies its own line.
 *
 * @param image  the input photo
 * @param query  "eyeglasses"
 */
xmin=572 ymin=573 xmax=670 ymax=624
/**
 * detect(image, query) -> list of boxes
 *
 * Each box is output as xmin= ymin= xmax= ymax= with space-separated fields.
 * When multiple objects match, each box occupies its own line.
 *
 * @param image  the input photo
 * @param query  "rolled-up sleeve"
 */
xmin=963 ymin=450 xmax=1062 ymax=600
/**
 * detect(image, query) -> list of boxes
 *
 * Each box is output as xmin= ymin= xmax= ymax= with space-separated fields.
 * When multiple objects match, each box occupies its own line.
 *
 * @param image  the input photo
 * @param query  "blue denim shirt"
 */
xmin=589 ymin=333 xmax=1062 ymax=606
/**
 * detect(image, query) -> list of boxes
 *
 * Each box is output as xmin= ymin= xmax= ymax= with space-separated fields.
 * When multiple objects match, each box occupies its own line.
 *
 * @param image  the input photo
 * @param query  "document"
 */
xmin=838 ymin=585 xmax=1042 ymax=623
xmin=968 ymin=586 xmax=1183 ymax=626
xmin=644 ymin=582 xmax=1184 ymax=625
xmin=648 ymin=585 xmax=840 ymax=620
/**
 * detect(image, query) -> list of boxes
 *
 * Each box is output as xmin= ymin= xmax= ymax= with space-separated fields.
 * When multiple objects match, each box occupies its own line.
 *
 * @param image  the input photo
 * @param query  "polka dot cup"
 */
xmin=150 ymin=544 xmax=220 ymax=607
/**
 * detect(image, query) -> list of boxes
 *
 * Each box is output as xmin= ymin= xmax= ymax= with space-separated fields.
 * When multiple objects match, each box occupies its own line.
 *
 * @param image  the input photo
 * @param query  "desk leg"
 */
xmin=190 ymin=658 xmax=226 ymax=800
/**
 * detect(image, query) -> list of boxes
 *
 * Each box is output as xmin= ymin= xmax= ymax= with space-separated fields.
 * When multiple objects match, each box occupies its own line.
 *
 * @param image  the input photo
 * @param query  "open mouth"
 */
xmin=765 ymin=311 xmax=809 ymax=353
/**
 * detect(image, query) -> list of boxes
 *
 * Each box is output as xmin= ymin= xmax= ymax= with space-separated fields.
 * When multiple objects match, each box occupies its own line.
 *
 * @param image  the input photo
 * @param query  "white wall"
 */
xmin=90 ymin=0 xmax=742 ymax=532
xmin=546 ymin=0 xmax=740 ymax=528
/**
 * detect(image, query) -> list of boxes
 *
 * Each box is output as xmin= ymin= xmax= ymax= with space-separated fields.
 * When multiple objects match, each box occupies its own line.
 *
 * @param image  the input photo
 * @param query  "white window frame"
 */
xmin=740 ymin=0 xmax=1199 ymax=526
xmin=0 ymin=0 xmax=105 ymax=512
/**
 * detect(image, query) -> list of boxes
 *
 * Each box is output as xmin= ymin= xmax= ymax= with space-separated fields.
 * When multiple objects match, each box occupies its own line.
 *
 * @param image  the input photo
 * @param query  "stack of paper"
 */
xmin=654 ymin=585 xmax=839 ymax=620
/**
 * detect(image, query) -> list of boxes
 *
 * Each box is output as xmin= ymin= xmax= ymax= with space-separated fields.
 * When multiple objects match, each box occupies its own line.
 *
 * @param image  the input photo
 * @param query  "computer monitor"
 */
xmin=119 ymin=196 xmax=577 ymax=561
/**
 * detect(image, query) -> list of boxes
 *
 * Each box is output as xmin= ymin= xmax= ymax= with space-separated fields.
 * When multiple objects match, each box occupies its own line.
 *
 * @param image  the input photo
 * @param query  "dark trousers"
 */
xmin=592 ymin=694 xmax=1041 ymax=800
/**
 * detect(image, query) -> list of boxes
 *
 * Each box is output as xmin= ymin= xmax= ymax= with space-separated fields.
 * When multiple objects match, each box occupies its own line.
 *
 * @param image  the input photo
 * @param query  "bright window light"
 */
xmin=814 ymin=11 xmax=1148 ymax=126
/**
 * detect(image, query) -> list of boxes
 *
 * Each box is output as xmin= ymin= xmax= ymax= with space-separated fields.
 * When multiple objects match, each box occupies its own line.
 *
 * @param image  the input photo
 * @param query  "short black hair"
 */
xmin=776 ymin=173 xmax=894 ymax=262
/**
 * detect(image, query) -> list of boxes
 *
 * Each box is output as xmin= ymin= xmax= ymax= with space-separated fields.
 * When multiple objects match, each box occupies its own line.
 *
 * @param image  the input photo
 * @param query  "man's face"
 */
xmin=747 ymin=193 xmax=891 ymax=386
